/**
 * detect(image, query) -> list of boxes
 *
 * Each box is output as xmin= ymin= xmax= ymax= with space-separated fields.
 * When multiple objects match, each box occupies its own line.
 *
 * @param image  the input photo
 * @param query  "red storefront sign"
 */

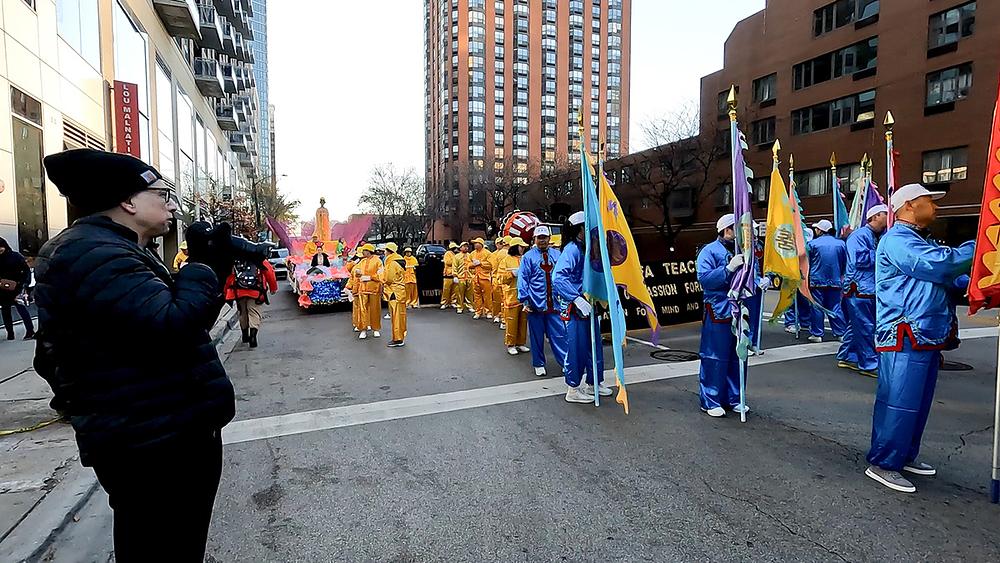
xmin=113 ymin=81 xmax=140 ymax=157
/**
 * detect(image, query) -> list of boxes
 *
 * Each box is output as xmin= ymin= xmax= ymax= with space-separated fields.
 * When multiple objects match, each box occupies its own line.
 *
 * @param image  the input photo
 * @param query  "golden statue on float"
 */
xmin=304 ymin=197 xmax=334 ymax=258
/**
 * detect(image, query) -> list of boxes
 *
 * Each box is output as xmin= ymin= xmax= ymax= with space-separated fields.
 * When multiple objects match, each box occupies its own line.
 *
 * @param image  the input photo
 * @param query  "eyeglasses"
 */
xmin=147 ymin=188 xmax=176 ymax=204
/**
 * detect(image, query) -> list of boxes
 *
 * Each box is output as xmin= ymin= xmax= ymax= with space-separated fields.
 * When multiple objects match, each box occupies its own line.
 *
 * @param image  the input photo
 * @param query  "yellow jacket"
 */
xmin=442 ymin=251 xmax=456 ymax=277
xmin=497 ymin=254 xmax=522 ymax=307
xmin=488 ymin=249 xmax=505 ymax=285
xmin=403 ymin=256 xmax=418 ymax=284
xmin=382 ymin=253 xmax=407 ymax=301
xmin=345 ymin=260 xmax=359 ymax=292
xmin=453 ymin=251 xmax=470 ymax=281
xmin=172 ymin=251 xmax=188 ymax=271
xmin=469 ymin=249 xmax=493 ymax=281
xmin=354 ymin=256 xmax=383 ymax=294
xmin=304 ymin=241 xmax=320 ymax=258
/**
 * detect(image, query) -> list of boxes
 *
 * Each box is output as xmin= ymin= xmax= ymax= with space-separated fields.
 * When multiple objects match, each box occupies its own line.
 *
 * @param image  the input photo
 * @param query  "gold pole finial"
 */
xmin=883 ymin=111 xmax=895 ymax=128
xmin=830 ymin=152 xmax=837 ymax=168
xmin=771 ymin=138 xmax=781 ymax=160
xmin=727 ymin=85 xmax=738 ymax=122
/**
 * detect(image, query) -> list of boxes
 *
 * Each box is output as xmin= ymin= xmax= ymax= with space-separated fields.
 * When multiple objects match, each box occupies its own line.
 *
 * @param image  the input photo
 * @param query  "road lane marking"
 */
xmin=625 ymin=335 xmax=671 ymax=351
xmin=223 ymin=327 xmax=996 ymax=445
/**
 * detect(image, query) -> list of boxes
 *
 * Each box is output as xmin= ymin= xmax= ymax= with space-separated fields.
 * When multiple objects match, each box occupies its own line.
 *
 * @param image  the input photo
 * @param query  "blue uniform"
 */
xmin=866 ymin=223 xmax=974 ymax=471
xmin=552 ymin=241 xmax=604 ymax=387
xmin=783 ymin=293 xmax=813 ymax=331
xmin=807 ymin=234 xmax=848 ymax=338
xmin=695 ymin=239 xmax=741 ymax=411
xmin=838 ymin=225 xmax=879 ymax=371
xmin=517 ymin=246 xmax=567 ymax=370
xmin=746 ymin=240 xmax=764 ymax=349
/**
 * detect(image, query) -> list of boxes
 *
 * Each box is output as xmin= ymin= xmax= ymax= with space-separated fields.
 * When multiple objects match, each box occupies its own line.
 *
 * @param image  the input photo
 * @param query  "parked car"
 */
xmin=415 ymin=244 xmax=446 ymax=265
xmin=268 ymin=248 xmax=289 ymax=280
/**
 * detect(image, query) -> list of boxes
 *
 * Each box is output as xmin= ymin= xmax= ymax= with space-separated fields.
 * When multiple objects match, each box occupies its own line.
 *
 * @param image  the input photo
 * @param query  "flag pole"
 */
xmin=830 ymin=152 xmax=839 ymax=233
xmin=578 ymin=109 xmax=600 ymax=407
xmin=884 ymin=111 xmax=896 ymax=228
xmin=789 ymin=153 xmax=801 ymax=340
xmin=728 ymin=86 xmax=749 ymax=423
xmin=993 ymin=312 xmax=1000 ymax=503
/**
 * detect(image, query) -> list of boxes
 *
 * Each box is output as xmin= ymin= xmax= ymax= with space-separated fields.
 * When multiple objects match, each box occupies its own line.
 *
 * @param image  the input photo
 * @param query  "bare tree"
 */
xmin=358 ymin=163 xmax=427 ymax=243
xmin=639 ymin=100 xmax=702 ymax=149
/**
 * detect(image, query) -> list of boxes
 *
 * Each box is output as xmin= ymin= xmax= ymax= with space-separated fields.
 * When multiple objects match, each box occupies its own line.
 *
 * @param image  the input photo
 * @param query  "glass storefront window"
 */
xmin=113 ymin=2 xmax=151 ymax=163
xmin=56 ymin=0 xmax=100 ymax=70
xmin=155 ymin=63 xmax=175 ymax=181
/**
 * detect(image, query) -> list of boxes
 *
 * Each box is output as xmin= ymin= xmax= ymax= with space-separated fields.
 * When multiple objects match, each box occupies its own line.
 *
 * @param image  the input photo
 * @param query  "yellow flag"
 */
xmin=598 ymin=172 xmax=660 ymax=335
xmin=762 ymin=161 xmax=801 ymax=319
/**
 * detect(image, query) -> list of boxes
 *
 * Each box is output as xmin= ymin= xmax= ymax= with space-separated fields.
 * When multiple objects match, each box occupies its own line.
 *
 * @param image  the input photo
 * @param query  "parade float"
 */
xmin=499 ymin=210 xmax=562 ymax=246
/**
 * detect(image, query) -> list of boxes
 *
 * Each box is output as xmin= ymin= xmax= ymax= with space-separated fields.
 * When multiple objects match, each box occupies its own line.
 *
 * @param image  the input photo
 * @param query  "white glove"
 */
xmin=522 ymin=304 xmax=533 ymax=313
xmin=472 ymin=259 xmax=481 ymax=266
xmin=757 ymin=276 xmax=771 ymax=290
xmin=726 ymin=254 xmax=745 ymax=273
xmin=573 ymin=296 xmax=593 ymax=318
xmin=343 ymin=289 xmax=354 ymax=301
xmin=361 ymin=275 xmax=372 ymax=282
xmin=377 ymin=268 xmax=384 ymax=276
xmin=453 ymin=277 xmax=460 ymax=284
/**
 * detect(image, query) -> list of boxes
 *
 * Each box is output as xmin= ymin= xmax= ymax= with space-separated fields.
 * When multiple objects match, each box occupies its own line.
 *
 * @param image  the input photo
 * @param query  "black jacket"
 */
xmin=0 ymin=237 xmax=30 ymax=306
xmin=33 ymin=216 xmax=235 ymax=466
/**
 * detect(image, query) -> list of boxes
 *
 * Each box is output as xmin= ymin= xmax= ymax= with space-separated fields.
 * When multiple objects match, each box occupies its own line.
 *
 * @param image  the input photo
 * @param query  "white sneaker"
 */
xmin=731 ymin=404 xmax=751 ymax=414
xmin=784 ymin=326 xmax=796 ymax=334
xmin=457 ymin=309 xmax=464 ymax=314
xmin=473 ymin=313 xmax=481 ymax=320
xmin=384 ymin=313 xmax=391 ymax=319
xmin=493 ymin=316 xmax=501 ymax=323
xmin=507 ymin=347 xmax=519 ymax=355
xmin=565 ymin=386 xmax=595 ymax=404
xmin=583 ymin=383 xmax=614 ymax=397
xmin=372 ymin=331 xmax=381 ymax=338
xmin=353 ymin=327 xmax=360 ymax=332
xmin=534 ymin=366 xmax=547 ymax=377
xmin=808 ymin=335 xmax=822 ymax=343
xmin=702 ymin=407 xmax=726 ymax=417
xmin=440 ymin=305 xmax=447 ymax=310
xmin=516 ymin=345 xmax=530 ymax=353
xmin=486 ymin=314 xmax=494 ymax=320
xmin=747 ymin=348 xmax=757 ymax=356
xmin=359 ymin=331 xmax=368 ymax=340
xmin=499 ymin=323 xmax=506 ymax=330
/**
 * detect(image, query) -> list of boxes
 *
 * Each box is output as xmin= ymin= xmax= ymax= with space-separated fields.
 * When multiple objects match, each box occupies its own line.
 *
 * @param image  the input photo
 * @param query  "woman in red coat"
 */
xmin=224 ymin=259 xmax=278 ymax=348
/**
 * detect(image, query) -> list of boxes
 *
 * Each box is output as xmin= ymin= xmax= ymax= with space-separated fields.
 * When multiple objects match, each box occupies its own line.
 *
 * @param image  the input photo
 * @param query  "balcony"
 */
xmin=221 ymin=63 xmax=236 ymax=94
xmin=193 ymin=57 xmax=224 ymax=98
xmin=238 ymin=152 xmax=254 ymax=169
xmin=197 ymin=4 xmax=223 ymax=50
xmin=153 ymin=0 xmax=201 ymax=40
xmin=232 ymin=5 xmax=250 ymax=35
xmin=213 ymin=0 xmax=235 ymax=19
xmin=233 ymin=32 xmax=249 ymax=62
xmin=222 ymin=21 xmax=236 ymax=56
xmin=216 ymin=101 xmax=239 ymax=131
xmin=229 ymin=132 xmax=248 ymax=153
xmin=239 ymin=0 xmax=252 ymax=17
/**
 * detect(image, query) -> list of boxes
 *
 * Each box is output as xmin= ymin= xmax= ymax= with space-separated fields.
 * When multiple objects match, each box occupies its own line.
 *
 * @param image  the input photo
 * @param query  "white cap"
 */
xmin=569 ymin=211 xmax=585 ymax=226
xmin=812 ymin=219 xmax=834 ymax=232
xmin=866 ymin=204 xmax=889 ymax=221
xmin=891 ymin=183 xmax=946 ymax=212
xmin=534 ymin=225 xmax=551 ymax=237
xmin=716 ymin=213 xmax=735 ymax=232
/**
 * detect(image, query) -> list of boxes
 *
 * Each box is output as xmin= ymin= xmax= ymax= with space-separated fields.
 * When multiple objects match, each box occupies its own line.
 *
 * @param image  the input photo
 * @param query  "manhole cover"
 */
xmin=940 ymin=361 xmax=974 ymax=371
xmin=651 ymin=350 xmax=700 ymax=362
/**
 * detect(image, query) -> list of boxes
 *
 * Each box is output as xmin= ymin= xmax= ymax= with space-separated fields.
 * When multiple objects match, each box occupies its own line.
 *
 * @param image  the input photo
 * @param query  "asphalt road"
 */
xmin=42 ymin=288 xmax=1000 ymax=561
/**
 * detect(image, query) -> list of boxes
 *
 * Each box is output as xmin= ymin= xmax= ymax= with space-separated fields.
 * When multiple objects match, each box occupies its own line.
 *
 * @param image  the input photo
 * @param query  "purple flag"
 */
xmin=863 ymin=179 xmax=887 ymax=223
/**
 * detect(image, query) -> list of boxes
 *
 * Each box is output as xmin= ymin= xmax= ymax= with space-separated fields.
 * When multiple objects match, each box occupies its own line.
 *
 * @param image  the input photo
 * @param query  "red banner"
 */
xmin=113 ymin=81 xmax=140 ymax=158
xmin=968 ymin=76 xmax=1000 ymax=314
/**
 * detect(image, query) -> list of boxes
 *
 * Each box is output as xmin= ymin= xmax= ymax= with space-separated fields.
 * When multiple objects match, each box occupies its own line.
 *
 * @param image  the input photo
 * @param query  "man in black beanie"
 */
xmin=33 ymin=148 xmax=235 ymax=562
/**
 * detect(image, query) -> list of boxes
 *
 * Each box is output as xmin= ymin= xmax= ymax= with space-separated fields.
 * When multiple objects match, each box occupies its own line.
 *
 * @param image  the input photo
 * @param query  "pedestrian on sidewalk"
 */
xmin=695 ymin=214 xmax=745 ymax=418
xmin=0 ymin=236 xmax=34 ymax=340
xmin=553 ymin=212 xmax=613 ymax=404
xmin=865 ymin=184 xmax=975 ymax=494
xmin=36 ymin=148 xmax=263 ymax=562
xmin=517 ymin=226 xmax=566 ymax=377
xmin=403 ymin=247 xmax=419 ymax=308
xmin=224 ymin=257 xmax=278 ymax=349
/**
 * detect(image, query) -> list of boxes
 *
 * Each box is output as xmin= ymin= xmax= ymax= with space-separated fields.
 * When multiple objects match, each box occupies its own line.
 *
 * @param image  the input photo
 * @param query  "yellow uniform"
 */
xmin=497 ymin=253 xmax=527 ymax=347
xmin=382 ymin=252 xmax=408 ymax=342
xmin=172 ymin=250 xmax=188 ymax=272
xmin=346 ymin=260 xmax=362 ymax=330
xmin=353 ymin=255 xmax=384 ymax=331
xmin=452 ymin=250 xmax=473 ymax=313
xmin=441 ymin=250 xmax=456 ymax=307
xmin=469 ymin=248 xmax=494 ymax=317
xmin=404 ymin=255 xmax=419 ymax=307
xmin=489 ymin=248 xmax=505 ymax=319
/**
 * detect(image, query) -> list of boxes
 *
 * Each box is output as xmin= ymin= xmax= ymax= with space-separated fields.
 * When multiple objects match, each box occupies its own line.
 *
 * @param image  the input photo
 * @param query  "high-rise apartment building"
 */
xmin=250 ymin=0 xmax=271 ymax=179
xmin=424 ymin=0 xmax=632 ymax=240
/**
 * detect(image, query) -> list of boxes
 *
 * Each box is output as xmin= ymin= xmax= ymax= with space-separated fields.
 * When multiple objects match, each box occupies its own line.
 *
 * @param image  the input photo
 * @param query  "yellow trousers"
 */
xmin=406 ymin=283 xmax=418 ymax=307
xmin=455 ymin=281 xmax=473 ymax=312
xmin=357 ymin=293 xmax=382 ymax=331
xmin=389 ymin=298 xmax=407 ymax=341
xmin=352 ymin=297 xmax=362 ymax=329
xmin=473 ymin=279 xmax=493 ymax=316
xmin=504 ymin=305 xmax=528 ymax=347
xmin=491 ymin=285 xmax=504 ymax=318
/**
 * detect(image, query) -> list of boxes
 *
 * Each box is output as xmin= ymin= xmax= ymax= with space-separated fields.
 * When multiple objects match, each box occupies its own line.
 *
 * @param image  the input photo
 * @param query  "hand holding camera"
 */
xmin=185 ymin=221 xmax=273 ymax=290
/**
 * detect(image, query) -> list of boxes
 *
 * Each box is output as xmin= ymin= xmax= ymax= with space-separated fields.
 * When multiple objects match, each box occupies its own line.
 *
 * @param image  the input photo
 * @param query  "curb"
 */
xmin=0 ymin=306 xmax=239 ymax=561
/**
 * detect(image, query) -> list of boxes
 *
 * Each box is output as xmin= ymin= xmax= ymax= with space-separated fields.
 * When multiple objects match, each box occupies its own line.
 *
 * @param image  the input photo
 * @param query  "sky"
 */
xmin=268 ymin=1 xmax=766 ymax=223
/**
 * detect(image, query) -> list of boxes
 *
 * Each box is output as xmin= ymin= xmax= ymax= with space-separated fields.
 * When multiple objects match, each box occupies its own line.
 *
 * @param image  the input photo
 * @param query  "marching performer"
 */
xmin=382 ymin=244 xmax=408 ymax=347
xmin=497 ymin=238 xmax=530 ymax=355
xmin=381 ymin=242 xmax=399 ymax=320
xmin=469 ymin=238 xmax=494 ymax=319
xmin=490 ymin=237 xmax=508 ymax=327
xmin=838 ymin=204 xmax=888 ymax=377
xmin=353 ymin=243 xmax=384 ymax=339
xmin=440 ymin=242 xmax=459 ymax=309
xmin=452 ymin=242 xmax=472 ymax=314
xmin=695 ymin=214 xmax=746 ymax=418
xmin=517 ymin=225 xmax=567 ymax=376
xmin=403 ymin=247 xmax=419 ymax=308
xmin=345 ymin=249 xmax=363 ymax=332
xmin=805 ymin=219 xmax=848 ymax=343
xmin=553 ymin=212 xmax=613 ymax=404
xmin=865 ymin=184 xmax=974 ymax=494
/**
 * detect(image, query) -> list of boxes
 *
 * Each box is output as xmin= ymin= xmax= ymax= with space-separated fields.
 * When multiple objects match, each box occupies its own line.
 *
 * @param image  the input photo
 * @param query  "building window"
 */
xmin=792 ymin=90 xmax=875 ymax=135
xmin=814 ymin=0 xmax=879 ymax=37
xmin=793 ymin=37 xmax=878 ymax=90
xmin=927 ymin=63 xmax=973 ymax=107
xmin=10 ymin=87 xmax=46 ymax=256
xmin=922 ymin=147 xmax=968 ymax=184
xmin=836 ymin=163 xmax=864 ymax=193
xmin=751 ymin=117 xmax=776 ymax=146
xmin=56 ymin=0 xmax=100 ymax=70
xmin=928 ymin=2 xmax=976 ymax=49
xmin=752 ymin=177 xmax=770 ymax=203
xmin=155 ymin=63 xmax=175 ymax=182
xmin=113 ymin=2 xmax=151 ymax=163
xmin=795 ymin=169 xmax=829 ymax=196
xmin=752 ymin=73 xmax=777 ymax=103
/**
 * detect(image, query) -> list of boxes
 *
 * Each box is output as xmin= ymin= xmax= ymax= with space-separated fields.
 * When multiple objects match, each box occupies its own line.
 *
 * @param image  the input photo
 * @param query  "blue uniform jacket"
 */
xmin=518 ymin=246 xmax=562 ymax=312
xmin=875 ymin=223 xmax=974 ymax=350
xmin=844 ymin=226 xmax=878 ymax=297
xmin=696 ymin=239 xmax=735 ymax=321
xmin=807 ymin=234 xmax=847 ymax=288
xmin=553 ymin=242 xmax=584 ymax=309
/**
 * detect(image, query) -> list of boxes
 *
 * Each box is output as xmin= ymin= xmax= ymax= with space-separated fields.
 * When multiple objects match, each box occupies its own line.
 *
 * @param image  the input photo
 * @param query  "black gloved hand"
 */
xmin=184 ymin=221 xmax=214 ymax=263
xmin=184 ymin=222 xmax=234 ymax=289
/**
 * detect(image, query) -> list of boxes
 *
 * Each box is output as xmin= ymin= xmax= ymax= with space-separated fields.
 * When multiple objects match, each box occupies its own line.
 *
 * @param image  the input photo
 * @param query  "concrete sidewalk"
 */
xmin=0 ymin=305 xmax=240 ymax=562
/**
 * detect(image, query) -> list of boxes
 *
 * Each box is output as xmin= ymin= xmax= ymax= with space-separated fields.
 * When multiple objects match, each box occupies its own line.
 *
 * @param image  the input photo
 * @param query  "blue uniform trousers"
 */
xmin=809 ymin=287 xmax=848 ymax=338
xmin=836 ymin=298 xmax=856 ymax=364
xmin=747 ymin=291 xmax=762 ymax=349
xmin=783 ymin=293 xmax=813 ymax=330
xmin=840 ymin=296 xmax=877 ymax=371
xmin=563 ymin=314 xmax=604 ymax=387
xmin=866 ymin=340 xmax=940 ymax=471
xmin=698 ymin=314 xmax=741 ymax=410
xmin=527 ymin=312 xmax=567 ymax=369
